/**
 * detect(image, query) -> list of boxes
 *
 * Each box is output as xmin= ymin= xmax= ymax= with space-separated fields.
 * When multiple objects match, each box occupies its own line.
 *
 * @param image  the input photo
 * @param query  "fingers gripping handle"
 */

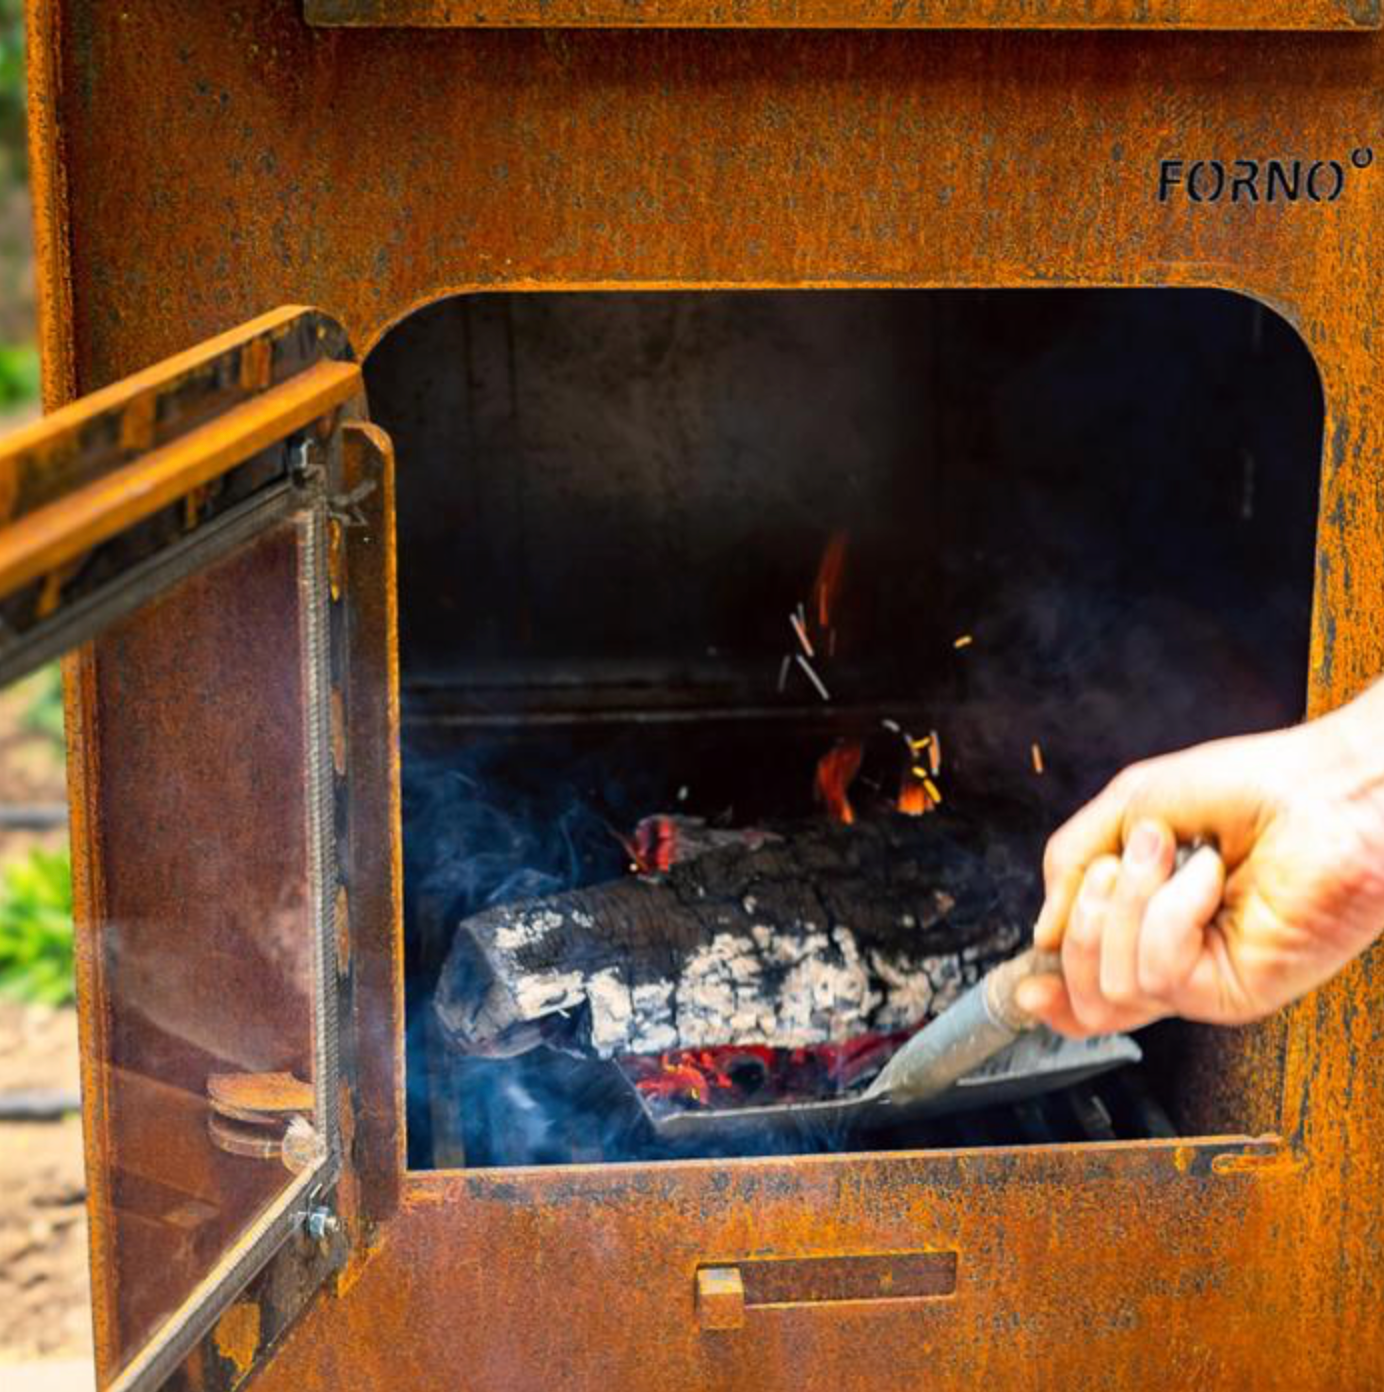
xmin=996 ymin=838 xmax=1215 ymax=1030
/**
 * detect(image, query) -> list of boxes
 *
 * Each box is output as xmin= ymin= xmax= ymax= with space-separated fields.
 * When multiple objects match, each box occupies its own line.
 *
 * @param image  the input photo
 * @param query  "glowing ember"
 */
xmin=623 ymin=1033 xmax=908 ymax=1114
xmin=626 ymin=814 xmax=678 ymax=875
xmin=815 ymin=739 xmax=863 ymax=824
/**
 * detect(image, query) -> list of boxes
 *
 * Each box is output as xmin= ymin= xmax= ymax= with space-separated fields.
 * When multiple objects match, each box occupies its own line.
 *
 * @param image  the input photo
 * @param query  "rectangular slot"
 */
xmin=306 ymin=0 xmax=1381 ymax=29
xmin=739 ymin=1251 xmax=959 ymax=1305
xmin=695 ymin=1251 xmax=958 ymax=1329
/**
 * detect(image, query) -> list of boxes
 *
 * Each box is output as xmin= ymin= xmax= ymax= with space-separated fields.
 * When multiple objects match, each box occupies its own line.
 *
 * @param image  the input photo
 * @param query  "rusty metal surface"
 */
xmin=27 ymin=5 xmax=1384 ymax=1389
xmin=723 ymin=1249 xmax=959 ymax=1304
xmin=24 ymin=0 xmax=75 ymax=411
xmin=334 ymin=422 xmax=406 ymax=1233
xmin=0 ymin=307 xmax=351 ymax=527
xmin=0 ymin=305 xmax=358 ymax=687
xmin=305 ymin=0 xmax=1382 ymax=28
xmin=206 ymin=1116 xmax=291 ymax=1162
xmin=0 ymin=315 xmax=357 ymax=643
xmin=261 ymin=1140 xmax=1306 ymax=1390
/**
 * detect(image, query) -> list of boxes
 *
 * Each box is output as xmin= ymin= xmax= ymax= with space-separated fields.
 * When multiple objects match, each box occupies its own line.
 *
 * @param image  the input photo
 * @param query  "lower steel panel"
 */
xmin=252 ymin=1139 xmax=1316 ymax=1392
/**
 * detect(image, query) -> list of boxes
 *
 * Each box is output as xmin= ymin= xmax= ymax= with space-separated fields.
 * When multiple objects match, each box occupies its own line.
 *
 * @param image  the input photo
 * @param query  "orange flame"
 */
xmin=813 ymin=532 xmax=849 ymax=631
xmin=816 ymin=740 xmax=863 ymax=825
xmin=897 ymin=771 xmax=932 ymax=816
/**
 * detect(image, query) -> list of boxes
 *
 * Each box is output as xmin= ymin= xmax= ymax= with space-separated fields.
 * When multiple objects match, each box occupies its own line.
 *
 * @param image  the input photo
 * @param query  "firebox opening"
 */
xmin=364 ymin=289 xmax=1323 ymax=1171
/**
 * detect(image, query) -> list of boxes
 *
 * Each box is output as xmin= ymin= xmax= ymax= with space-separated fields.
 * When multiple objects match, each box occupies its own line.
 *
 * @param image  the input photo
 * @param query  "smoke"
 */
xmin=400 ymin=729 xmax=667 ymax=1163
xmin=377 ymin=288 xmax=1322 ymax=1169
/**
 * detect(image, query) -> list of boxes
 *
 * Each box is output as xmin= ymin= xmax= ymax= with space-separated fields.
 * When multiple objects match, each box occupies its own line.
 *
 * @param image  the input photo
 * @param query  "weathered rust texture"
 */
xmin=306 ymin=0 xmax=1382 ymax=28
xmin=335 ymin=421 xmax=406 ymax=1232
xmin=0 ymin=353 xmax=354 ymax=597
xmin=210 ymin=1301 xmax=260 ymax=1380
xmin=24 ymin=0 xmax=76 ymax=411
xmin=26 ymin=4 xmax=1384 ymax=1389
xmin=0 ymin=306 xmax=351 ymax=555
xmin=721 ymin=1250 xmax=959 ymax=1305
xmin=260 ymin=1141 xmax=1298 ymax=1390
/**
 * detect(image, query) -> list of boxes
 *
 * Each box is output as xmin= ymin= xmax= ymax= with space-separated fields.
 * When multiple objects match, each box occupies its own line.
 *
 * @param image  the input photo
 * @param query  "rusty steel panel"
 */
xmin=258 ymin=1142 xmax=1307 ymax=1391
xmin=305 ymin=0 xmax=1382 ymax=28
xmin=26 ymin=4 xmax=1384 ymax=1389
xmin=334 ymin=421 xmax=406 ymax=1233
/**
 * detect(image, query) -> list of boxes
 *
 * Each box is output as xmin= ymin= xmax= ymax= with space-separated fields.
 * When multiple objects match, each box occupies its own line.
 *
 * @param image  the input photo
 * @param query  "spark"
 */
xmin=795 ymin=653 xmax=831 ymax=702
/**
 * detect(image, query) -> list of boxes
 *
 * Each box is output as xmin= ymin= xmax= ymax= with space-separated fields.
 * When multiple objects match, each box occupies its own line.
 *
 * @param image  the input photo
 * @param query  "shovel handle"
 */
xmin=985 ymin=947 xmax=1062 ymax=1033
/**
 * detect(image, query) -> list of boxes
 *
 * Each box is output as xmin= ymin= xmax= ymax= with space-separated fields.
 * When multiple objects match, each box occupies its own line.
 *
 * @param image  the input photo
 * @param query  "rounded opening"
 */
xmin=365 ymin=288 xmax=1325 ymax=1169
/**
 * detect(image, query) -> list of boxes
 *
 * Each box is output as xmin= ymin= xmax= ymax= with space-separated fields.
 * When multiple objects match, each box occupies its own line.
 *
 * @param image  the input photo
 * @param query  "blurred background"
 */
xmin=0 ymin=5 xmax=94 ymax=1387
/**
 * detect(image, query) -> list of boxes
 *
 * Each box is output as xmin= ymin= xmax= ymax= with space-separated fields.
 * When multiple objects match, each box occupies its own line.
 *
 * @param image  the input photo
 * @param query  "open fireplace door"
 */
xmin=0 ymin=306 xmax=401 ymax=1392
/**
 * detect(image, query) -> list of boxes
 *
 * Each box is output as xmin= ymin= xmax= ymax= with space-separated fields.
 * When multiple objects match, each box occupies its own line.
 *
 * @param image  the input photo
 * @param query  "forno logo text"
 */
xmin=1157 ymin=149 xmax=1374 ymax=204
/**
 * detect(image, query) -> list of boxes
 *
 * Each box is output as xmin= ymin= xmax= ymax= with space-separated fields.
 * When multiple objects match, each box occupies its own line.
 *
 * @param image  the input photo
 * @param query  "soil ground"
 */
xmin=0 ymin=998 xmax=91 ymax=1366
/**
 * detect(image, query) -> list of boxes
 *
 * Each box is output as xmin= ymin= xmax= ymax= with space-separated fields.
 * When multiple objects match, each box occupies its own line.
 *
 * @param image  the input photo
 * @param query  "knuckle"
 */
xmin=1114 ymin=860 xmax=1162 ymax=903
xmin=1135 ymin=940 xmax=1172 ymax=995
xmin=1069 ymin=994 xmax=1120 ymax=1036
xmin=1042 ymin=831 xmax=1072 ymax=883
xmin=1100 ymin=968 xmax=1139 ymax=1010
xmin=1108 ymin=763 xmax=1146 ymax=801
xmin=1138 ymin=963 xmax=1173 ymax=1001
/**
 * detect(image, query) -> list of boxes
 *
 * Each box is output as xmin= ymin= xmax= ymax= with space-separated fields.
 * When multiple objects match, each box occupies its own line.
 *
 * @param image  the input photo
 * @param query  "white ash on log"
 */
xmin=433 ymin=814 xmax=1034 ymax=1059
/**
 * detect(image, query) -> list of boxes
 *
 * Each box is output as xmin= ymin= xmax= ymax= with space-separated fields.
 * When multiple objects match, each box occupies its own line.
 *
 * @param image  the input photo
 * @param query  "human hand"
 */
xmin=1016 ymin=682 xmax=1384 ymax=1037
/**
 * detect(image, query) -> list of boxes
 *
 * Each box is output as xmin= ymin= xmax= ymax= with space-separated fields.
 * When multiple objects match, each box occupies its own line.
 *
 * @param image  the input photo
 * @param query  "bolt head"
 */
xmin=305 ymin=1206 xmax=339 ymax=1242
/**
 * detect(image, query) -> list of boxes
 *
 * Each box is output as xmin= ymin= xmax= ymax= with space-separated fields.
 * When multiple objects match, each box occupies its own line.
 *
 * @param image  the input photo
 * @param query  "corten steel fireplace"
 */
xmin=7 ymin=2 xmax=1384 ymax=1390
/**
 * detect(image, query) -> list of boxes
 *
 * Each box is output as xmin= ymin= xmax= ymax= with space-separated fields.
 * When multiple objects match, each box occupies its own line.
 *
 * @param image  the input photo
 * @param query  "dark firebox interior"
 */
xmin=364 ymin=289 xmax=1323 ymax=1170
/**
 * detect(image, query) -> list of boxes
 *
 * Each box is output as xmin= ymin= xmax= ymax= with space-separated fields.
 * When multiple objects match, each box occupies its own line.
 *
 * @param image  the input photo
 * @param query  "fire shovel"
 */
xmin=863 ymin=945 xmax=1062 ymax=1107
xmin=867 ymin=840 xmax=1214 ymax=1108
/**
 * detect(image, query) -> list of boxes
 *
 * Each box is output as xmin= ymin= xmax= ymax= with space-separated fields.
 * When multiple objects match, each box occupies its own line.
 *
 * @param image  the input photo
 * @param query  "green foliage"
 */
xmin=0 ymin=339 xmax=37 ymax=406
xmin=22 ymin=662 xmax=63 ymax=745
xmin=0 ymin=846 xmax=74 ymax=1006
xmin=0 ymin=0 xmax=24 ymax=182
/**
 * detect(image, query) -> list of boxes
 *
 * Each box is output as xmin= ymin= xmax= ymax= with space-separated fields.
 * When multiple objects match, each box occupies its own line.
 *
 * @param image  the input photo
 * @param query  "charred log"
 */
xmin=434 ymin=814 xmax=1037 ymax=1059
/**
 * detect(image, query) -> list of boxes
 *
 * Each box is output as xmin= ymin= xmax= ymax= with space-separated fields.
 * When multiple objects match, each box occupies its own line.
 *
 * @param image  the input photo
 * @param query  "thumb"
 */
xmin=1034 ymin=778 xmax=1129 ymax=950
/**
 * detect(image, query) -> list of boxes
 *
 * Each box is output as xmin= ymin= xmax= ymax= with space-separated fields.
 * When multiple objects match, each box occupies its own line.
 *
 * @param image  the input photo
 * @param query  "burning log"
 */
xmin=433 ymin=814 xmax=1034 ymax=1061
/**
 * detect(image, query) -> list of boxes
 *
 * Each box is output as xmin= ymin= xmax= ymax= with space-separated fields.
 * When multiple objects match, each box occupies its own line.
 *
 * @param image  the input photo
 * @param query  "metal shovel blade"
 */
xmin=643 ymin=1027 xmax=1140 ymax=1143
